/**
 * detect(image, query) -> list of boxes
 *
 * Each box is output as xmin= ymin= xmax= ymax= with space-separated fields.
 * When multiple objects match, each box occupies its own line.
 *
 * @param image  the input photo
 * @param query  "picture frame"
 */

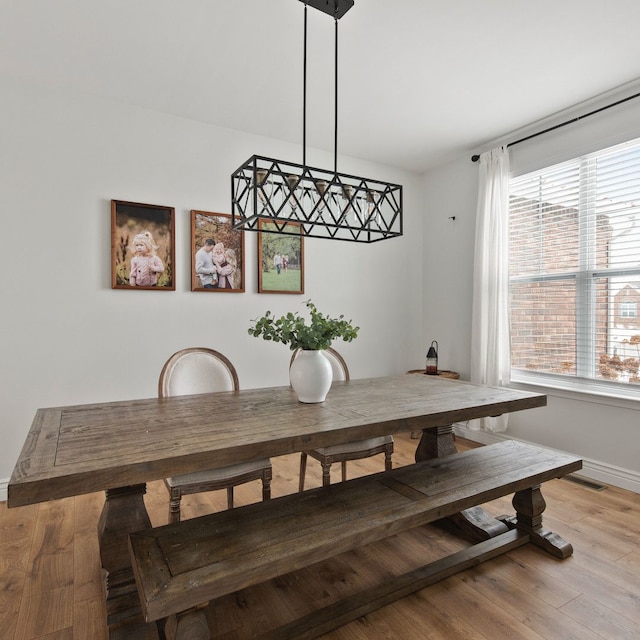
xmin=191 ymin=210 xmax=245 ymax=292
xmin=257 ymin=220 xmax=304 ymax=294
xmin=111 ymin=200 xmax=175 ymax=290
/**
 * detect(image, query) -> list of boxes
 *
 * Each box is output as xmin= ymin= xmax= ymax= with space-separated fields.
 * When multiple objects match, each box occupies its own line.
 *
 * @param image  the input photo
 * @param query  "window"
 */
xmin=509 ymin=137 xmax=640 ymax=392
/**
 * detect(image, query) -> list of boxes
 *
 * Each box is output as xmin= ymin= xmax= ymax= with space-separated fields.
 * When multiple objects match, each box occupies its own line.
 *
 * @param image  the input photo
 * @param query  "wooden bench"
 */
xmin=128 ymin=440 xmax=581 ymax=640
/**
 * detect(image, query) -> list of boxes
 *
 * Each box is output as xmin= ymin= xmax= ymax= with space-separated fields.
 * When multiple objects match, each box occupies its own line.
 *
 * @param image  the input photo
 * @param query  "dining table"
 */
xmin=8 ymin=373 xmax=547 ymax=639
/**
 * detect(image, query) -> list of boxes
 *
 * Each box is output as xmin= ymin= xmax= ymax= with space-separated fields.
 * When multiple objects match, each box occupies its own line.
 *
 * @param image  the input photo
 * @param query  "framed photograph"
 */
xmin=111 ymin=200 xmax=175 ymax=290
xmin=191 ymin=210 xmax=245 ymax=292
xmin=257 ymin=220 xmax=304 ymax=294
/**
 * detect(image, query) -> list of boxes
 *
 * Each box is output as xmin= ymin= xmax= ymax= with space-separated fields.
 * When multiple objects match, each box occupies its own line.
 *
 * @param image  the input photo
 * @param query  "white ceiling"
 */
xmin=3 ymin=0 xmax=640 ymax=173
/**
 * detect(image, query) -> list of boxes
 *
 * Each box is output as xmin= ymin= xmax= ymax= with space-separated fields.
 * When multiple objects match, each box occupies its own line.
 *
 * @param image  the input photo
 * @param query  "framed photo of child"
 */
xmin=257 ymin=219 xmax=304 ymax=294
xmin=191 ymin=210 xmax=245 ymax=292
xmin=111 ymin=200 xmax=175 ymax=290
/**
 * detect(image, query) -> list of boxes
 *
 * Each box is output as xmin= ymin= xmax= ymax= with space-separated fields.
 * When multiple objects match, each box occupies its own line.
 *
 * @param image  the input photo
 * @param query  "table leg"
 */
xmin=415 ymin=426 xmax=509 ymax=542
xmin=414 ymin=425 xmax=458 ymax=460
xmin=97 ymin=484 xmax=160 ymax=639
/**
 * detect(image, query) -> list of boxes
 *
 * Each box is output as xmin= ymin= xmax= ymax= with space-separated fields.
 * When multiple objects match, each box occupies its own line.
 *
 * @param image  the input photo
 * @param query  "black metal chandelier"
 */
xmin=231 ymin=0 xmax=403 ymax=243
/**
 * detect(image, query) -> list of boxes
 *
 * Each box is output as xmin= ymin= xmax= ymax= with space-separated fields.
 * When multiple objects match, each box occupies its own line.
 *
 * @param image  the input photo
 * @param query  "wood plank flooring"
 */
xmin=1 ymin=434 xmax=639 ymax=640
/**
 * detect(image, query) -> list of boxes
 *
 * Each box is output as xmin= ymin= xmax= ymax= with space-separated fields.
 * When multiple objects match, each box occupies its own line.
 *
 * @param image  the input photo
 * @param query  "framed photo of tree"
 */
xmin=257 ymin=220 xmax=304 ymax=294
xmin=191 ymin=210 xmax=245 ymax=292
xmin=111 ymin=200 xmax=175 ymax=290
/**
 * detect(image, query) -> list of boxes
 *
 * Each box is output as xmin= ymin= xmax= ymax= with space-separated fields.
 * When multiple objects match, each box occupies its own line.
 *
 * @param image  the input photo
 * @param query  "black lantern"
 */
xmin=425 ymin=340 xmax=438 ymax=375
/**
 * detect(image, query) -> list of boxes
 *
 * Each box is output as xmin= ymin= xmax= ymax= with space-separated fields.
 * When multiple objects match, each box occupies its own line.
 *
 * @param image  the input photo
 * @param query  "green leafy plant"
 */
xmin=248 ymin=300 xmax=359 ymax=351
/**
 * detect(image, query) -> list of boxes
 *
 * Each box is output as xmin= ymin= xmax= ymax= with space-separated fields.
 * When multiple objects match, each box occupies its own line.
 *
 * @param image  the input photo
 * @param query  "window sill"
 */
xmin=510 ymin=371 xmax=640 ymax=411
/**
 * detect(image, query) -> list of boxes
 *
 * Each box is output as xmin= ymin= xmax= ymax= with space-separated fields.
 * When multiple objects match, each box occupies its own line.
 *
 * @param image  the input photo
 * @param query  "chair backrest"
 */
xmin=158 ymin=348 xmax=239 ymax=398
xmin=290 ymin=347 xmax=350 ymax=381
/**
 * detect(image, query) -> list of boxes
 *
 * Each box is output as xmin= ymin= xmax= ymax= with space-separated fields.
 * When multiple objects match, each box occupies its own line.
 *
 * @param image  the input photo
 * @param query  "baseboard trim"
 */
xmin=453 ymin=424 xmax=640 ymax=494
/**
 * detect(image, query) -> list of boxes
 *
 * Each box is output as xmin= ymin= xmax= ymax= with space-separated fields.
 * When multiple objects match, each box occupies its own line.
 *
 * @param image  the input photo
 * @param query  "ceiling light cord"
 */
xmin=303 ymin=2 xmax=340 ymax=174
xmin=303 ymin=2 xmax=308 ymax=168
xmin=334 ymin=12 xmax=339 ymax=174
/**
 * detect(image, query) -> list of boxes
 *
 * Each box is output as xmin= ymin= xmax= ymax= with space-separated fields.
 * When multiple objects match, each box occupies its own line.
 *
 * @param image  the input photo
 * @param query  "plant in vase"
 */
xmin=248 ymin=300 xmax=359 ymax=403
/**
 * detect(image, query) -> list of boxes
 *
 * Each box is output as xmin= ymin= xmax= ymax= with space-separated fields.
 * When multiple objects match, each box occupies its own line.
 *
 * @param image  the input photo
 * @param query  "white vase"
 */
xmin=289 ymin=349 xmax=333 ymax=403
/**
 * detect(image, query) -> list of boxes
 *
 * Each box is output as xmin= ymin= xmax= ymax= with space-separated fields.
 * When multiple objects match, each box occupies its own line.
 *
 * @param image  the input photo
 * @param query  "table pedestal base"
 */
xmin=416 ymin=425 xmax=509 ymax=542
xmin=97 ymin=484 xmax=160 ymax=640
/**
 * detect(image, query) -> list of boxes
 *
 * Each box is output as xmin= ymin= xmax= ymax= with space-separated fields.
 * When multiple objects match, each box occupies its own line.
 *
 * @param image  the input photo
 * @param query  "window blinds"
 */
xmin=509 ymin=137 xmax=640 ymax=387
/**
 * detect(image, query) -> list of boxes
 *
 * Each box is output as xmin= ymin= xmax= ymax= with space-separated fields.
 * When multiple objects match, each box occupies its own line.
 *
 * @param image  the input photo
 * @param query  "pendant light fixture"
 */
xmin=231 ymin=0 xmax=403 ymax=243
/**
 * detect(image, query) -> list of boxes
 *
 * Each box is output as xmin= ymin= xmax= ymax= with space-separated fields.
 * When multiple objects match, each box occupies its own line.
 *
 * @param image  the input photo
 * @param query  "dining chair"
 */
xmin=292 ymin=347 xmax=394 ymax=491
xmin=158 ymin=347 xmax=272 ymax=522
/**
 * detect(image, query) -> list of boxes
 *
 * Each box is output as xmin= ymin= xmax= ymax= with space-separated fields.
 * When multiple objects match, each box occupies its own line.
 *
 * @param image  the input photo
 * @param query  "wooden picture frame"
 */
xmin=191 ymin=210 xmax=245 ymax=292
xmin=257 ymin=220 xmax=304 ymax=294
xmin=111 ymin=200 xmax=175 ymax=290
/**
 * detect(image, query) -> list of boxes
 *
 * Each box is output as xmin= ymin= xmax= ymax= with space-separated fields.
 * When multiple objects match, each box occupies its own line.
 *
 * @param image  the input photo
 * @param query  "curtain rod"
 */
xmin=471 ymin=89 xmax=640 ymax=162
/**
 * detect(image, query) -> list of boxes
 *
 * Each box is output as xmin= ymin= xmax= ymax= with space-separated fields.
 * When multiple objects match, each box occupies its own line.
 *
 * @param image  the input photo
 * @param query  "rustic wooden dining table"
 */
xmin=8 ymin=374 xmax=547 ymax=639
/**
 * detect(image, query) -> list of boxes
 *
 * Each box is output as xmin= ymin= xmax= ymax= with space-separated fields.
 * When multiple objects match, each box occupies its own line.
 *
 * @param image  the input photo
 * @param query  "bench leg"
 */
xmin=165 ymin=607 xmax=210 ymax=640
xmin=508 ymin=485 xmax=574 ymax=559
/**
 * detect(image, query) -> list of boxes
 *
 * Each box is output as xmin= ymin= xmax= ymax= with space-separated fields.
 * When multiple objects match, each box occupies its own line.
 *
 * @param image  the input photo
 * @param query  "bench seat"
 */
xmin=129 ymin=440 xmax=581 ymax=639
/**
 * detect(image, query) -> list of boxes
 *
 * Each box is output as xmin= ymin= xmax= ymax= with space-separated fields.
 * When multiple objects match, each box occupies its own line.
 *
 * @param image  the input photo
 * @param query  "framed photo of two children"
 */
xmin=111 ymin=200 xmax=175 ymax=290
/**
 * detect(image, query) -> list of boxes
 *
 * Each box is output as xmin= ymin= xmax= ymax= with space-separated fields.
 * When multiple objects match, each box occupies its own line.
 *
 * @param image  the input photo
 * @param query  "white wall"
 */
xmin=421 ymin=156 xmax=479 ymax=379
xmin=0 ymin=78 xmax=424 ymax=496
xmin=422 ymin=89 xmax=640 ymax=492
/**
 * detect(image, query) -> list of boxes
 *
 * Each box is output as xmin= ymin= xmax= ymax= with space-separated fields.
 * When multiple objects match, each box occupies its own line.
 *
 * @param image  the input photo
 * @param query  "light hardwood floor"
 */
xmin=1 ymin=433 xmax=639 ymax=640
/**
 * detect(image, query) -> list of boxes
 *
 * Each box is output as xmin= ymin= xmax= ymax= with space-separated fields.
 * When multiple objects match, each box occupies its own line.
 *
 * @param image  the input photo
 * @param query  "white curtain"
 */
xmin=469 ymin=146 xmax=511 ymax=432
